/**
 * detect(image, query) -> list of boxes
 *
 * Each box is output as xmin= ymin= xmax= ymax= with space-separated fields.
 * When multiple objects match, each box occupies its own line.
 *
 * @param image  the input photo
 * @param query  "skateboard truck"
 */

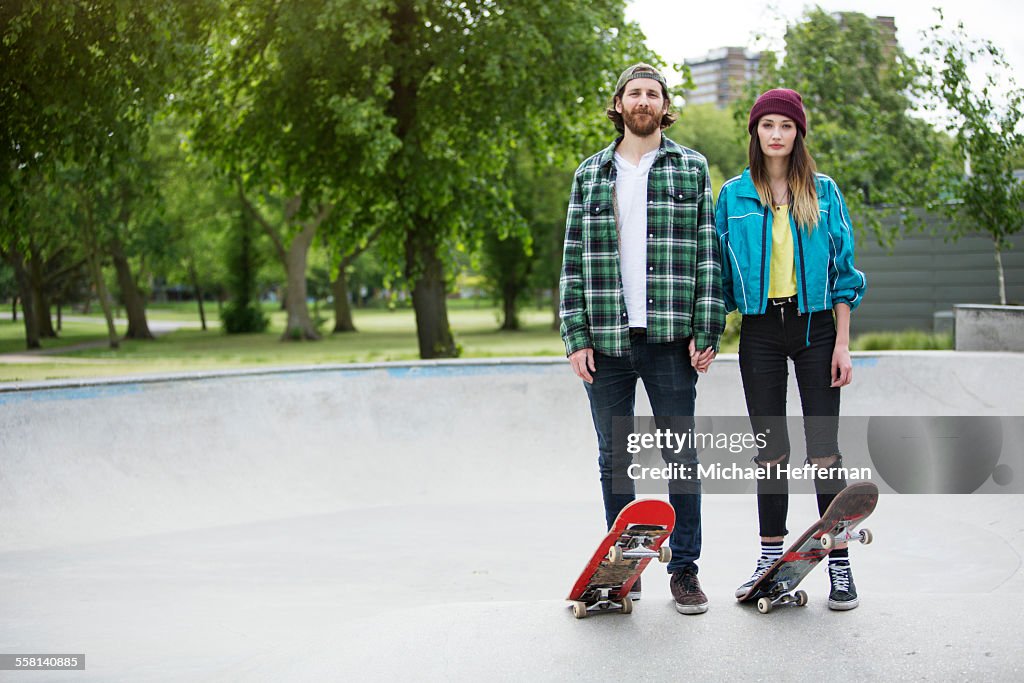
xmin=757 ymin=589 xmax=809 ymax=614
xmin=570 ymin=540 xmax=672 ymax=619
xmin=607 ymin=543 xmax=672 ymax=564
xmin=820 ymin=526 xmax=874 ymax=550
xmin=572 ymin=590 xmax=634 ymax=619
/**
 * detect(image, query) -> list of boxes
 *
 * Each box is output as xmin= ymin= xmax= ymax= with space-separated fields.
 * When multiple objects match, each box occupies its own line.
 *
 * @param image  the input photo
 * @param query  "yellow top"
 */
xmin=768 ymin=204 xmax=797 ymax=298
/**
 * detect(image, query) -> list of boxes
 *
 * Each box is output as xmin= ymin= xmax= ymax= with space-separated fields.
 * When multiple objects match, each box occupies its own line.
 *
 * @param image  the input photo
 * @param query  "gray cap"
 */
xmin=614 ymin=63 xmax=668 ymax=95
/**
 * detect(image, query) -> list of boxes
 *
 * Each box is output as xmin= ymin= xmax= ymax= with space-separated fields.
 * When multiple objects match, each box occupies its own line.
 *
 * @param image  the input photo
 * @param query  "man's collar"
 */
xmin=598 ymin=133 xmax=679 ymax=168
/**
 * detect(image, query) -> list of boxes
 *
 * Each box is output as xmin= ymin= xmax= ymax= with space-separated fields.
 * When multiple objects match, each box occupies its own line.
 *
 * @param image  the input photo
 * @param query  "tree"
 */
xmin=0 ymin=166 xmax=89 ymax=342
xmin=739 ymin=8 xmax=949 ymax=242
xmin=221 ymin=198 xmax=269 ymax=335
xmin=674 ymin=103 xmax=748 ymax=184
xmin=325 ymin=217 xmax=386 ymax=334
xmin=1 ymin=0 xmax=215 ymax=348
xmin=187 ymin=0 xmax=397 ymax=341
xmin=921 ymin=14 xmax=1024 ymax=305
xmin=147 ymin=113 xmax=235 ymax=331
xmin=480 ymin=151 xmax=576 ymax=331
xmin=378 ymin=1 xmax=654 ymax=357
xmin=0 ymin=263 xmax=14 ymax=312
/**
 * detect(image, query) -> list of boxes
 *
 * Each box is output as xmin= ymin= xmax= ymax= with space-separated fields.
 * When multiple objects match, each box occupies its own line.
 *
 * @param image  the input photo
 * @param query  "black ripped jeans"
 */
xmin=738 ymin=299 xmax=846 ymax=538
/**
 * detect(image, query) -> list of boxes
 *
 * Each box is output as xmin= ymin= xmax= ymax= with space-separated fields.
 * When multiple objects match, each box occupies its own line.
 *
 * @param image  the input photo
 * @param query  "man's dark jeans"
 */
xmin=583 ymin=332 xmax=701 ymax=574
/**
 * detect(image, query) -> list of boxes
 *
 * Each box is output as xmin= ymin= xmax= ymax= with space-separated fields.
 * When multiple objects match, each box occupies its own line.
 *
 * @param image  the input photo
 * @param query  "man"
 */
xmin=559 ymin=63 xmax=726 ymax=614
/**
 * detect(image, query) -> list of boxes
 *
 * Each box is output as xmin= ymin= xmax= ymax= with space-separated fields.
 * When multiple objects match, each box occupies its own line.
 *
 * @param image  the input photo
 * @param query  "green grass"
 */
xmin=851 ymin=330 xmax=953 ymax=351
xmin=0 ymin=303 xmax=953 ymax=383
xmin=0 ymin=303 xmax=568 ymax=382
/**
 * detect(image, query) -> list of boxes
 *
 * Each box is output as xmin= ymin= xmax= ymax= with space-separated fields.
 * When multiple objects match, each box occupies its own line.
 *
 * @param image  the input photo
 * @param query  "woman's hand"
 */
xmin=688 ymin=338 xmax=716 ymax=373
xmin=831 ymin=343 xmax=852 ymax=387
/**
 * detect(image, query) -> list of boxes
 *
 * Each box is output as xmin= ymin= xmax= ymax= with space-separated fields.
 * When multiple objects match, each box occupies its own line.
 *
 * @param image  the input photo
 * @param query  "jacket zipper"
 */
xmin=759 ymin=207 xmax=769 ymax=313
xmin=795 ymin=227 xmax=809 ymax=312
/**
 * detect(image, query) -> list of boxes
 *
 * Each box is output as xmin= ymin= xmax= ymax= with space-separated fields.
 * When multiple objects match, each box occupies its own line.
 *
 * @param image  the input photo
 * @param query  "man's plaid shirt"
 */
xmin=559 ymin=135 xmax=726 ymax=357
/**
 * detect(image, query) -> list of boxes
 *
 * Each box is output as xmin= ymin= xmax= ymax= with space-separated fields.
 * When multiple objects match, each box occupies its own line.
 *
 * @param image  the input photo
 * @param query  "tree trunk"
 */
xmin=331 ymin=272 xmax=357 ymax=333
xmin=87 ymin=250 xmax=119 ymax=349
xmin=281 ymin=221 xmax=320 ymax=340
xmin=57 ymin=302 xmax=62 ymax=332
xmin=33 ymin=289 xmax=56 ymax=338
xmin=188 ymin=261 xmax=208 ymax=331
xmin=80 ymin=198 xmax=120 ymax=350
xmin=330 ymin=226 xmax=382 ymax=333
xmin=501 ymin=283 xmax=520 ymax=331
xmin=111 ymin=242 xmax=153 ymax=340
xmin=238 ymin=185 xmax=328 ymax=342
xmin=28 ymin=250 xmax=56 ymax=338
xmin=406 ymin=226 xmax=456 ymax=358
xmin=994 ymin=241 xmax=1007 ymax=305
xmin=10 ymin=250 xmax=41 ymax=349
xmin=12 ymin=296 xmax=17 ymax=322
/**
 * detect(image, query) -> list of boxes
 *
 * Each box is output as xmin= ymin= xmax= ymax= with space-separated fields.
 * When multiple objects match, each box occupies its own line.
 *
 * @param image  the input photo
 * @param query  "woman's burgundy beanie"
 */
xmin=748 ymin=88 xmax=807 ymax=136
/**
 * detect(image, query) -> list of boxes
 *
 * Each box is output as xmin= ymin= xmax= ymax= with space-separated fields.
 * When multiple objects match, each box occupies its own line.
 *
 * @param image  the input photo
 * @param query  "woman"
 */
xmin=715 ymin=88 xmax=867 ymax=610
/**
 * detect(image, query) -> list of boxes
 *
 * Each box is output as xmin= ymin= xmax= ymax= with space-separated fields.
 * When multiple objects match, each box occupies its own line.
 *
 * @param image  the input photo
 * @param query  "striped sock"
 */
xmin=762 ymin=540 xmax=783 ymax=564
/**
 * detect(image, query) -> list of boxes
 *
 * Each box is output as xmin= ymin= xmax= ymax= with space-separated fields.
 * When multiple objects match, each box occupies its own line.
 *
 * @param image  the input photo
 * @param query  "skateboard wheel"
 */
xmin=658 ymin=546 xmax=672 ymax=563
xmin=860 ymin=528 xmax=873 ymax=545
xmin=607 ymin=546 xmax=624 ymax=564
xmin=621 ymin=596 xmax=633 ymax=615
xmin=757 ymin=597 xmax=773 ymax=614
xmin=820 ymin=533 xmax=835 ymax=550
xmin=795 ymin=590 xmax=808 ymax=607
xmin=572 ymin=601 xmax=588 ymax=619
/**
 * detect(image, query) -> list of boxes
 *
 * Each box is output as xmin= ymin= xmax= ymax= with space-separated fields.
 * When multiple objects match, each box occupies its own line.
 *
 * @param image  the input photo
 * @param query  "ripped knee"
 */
xmin=808 ymin=454 xmax=843 ymax=470
xmin=754 ymin=453 xmax=790 ymax=479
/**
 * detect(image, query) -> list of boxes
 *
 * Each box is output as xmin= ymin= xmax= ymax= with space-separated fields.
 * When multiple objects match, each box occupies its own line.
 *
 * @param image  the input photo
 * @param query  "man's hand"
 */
xmin=688 ymin=338 xmax=716 ymax=373
xmin=831 ymin=343 xmax=852 ymax=387
xmin=568 ymin=348 xmax=596 ymax=384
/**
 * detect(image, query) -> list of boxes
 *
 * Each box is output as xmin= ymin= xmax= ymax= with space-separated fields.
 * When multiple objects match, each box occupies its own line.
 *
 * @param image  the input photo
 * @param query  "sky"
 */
xmin=625 ymin=0 xmax=1024 ymax=89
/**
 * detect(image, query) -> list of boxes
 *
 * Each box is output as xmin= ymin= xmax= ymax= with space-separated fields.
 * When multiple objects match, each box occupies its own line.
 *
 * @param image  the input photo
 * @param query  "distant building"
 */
xmin=684 ymin=15 xmax=898 ymax=109
xmin=835 ymin=13 xmax=897 ymax=56
xmin=683 ymin=47 xmax=760 ymax=108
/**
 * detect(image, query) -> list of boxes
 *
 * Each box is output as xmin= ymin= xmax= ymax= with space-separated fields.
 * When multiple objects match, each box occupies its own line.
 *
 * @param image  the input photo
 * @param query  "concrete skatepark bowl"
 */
xmin=1 ymin=352 xmax=1023 ymax=680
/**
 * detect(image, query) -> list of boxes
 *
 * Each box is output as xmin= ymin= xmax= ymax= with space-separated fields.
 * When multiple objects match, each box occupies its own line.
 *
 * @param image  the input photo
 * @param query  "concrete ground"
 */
xmin=1 ymin=353 xmax=1022 ymax=681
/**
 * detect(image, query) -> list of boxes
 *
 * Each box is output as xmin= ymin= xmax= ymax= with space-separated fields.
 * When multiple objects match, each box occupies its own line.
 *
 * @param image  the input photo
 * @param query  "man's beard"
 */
xmin=622 ymin=106 xmax=661 ymax=137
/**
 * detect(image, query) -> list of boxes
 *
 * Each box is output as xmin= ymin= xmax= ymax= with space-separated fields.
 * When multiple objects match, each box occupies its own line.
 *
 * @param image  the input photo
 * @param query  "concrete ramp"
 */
xmin=1 ymin=353 xmax=1022 ymax=680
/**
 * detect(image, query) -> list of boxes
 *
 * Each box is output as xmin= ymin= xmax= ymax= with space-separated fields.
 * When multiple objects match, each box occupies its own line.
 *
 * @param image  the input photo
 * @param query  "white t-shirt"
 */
xmin=614 ymin=149 xmax=657 ymax=329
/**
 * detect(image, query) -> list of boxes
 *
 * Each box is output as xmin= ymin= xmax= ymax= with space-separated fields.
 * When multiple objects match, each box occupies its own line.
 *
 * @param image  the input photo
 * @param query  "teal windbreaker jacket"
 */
xmin=715 ymin=168 xmax=866 ymax=315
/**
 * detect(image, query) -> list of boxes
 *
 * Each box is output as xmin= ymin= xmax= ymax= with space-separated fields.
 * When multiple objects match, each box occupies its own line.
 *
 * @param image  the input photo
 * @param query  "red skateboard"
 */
xmin=736 ymin=482 xmax=879 ymax=613
xmin=567 ymin=499 xmax=674 ymax=619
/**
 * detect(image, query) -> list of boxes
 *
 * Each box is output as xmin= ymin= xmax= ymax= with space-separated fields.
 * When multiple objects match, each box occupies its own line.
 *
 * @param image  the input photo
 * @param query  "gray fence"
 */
xmin=852 ymin=212 xmax=1024 ymax=334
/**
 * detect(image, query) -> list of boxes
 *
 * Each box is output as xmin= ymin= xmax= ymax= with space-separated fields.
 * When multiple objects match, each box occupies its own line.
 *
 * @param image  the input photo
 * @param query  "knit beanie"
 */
xmin=748 ymin=88 xmax=807 ymax=136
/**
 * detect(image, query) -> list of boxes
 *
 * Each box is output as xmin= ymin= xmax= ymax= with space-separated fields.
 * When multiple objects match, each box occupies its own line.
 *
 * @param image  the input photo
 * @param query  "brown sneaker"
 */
xmin=670 ymin=568 xmax=708 ymax=614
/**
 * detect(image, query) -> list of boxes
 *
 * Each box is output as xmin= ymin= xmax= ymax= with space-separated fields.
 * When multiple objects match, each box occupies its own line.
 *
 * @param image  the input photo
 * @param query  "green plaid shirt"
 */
xmin=559 ymin=135 xmax=726 ymax=357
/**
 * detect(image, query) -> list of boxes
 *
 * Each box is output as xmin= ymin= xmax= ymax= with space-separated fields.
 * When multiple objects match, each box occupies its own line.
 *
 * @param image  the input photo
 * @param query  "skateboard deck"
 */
xmin=737 ymin=481 xmax=879 ymax=613
xmin=567 ymin=499 xmax=674 ymax=619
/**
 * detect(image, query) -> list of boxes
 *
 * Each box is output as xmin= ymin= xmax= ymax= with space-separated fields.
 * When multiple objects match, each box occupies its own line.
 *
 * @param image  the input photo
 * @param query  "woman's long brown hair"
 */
xmin=748 ymin=131 xmax=820 ymax=230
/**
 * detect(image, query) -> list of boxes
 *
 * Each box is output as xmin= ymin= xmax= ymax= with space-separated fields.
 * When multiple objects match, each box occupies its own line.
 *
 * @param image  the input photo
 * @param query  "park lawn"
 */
xmin=0 ymin=304 xmax=570 ymax=383
xmin=2 ymin=300 xmax=944 ymax=384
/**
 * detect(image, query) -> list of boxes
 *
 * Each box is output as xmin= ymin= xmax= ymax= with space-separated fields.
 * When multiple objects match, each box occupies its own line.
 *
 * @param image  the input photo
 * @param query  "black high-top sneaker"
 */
xmin=827 ymin=560 xmax=859 ymax=610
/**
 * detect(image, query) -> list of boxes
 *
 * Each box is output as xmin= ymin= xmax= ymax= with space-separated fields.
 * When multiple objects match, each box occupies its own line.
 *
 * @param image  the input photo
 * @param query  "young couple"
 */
xmin=559 ymin=63 xmax=866 ymax=614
